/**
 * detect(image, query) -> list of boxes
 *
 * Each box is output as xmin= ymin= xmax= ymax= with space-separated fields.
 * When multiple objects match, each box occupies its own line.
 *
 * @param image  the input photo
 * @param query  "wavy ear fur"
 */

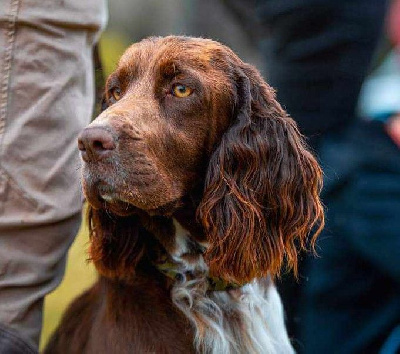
xmin=87 ymin=206 xmax=146 ymax=281
xmin=198 ymin=64 xmax=324 ymax=284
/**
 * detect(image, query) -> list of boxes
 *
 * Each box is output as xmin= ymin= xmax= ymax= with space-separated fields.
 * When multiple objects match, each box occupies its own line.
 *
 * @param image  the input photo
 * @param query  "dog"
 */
xmin=44 ymin=36 xmax=324 ymax=354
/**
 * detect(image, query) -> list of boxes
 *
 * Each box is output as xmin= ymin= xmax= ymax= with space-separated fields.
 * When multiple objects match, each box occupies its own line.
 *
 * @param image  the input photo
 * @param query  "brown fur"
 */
xmin=45 ymin=36 xmax=323 ymax=353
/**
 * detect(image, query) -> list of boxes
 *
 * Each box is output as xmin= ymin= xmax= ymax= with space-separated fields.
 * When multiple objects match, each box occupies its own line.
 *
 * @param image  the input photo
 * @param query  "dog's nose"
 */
xmin=78 ymin=126 xmax=116 ymax=162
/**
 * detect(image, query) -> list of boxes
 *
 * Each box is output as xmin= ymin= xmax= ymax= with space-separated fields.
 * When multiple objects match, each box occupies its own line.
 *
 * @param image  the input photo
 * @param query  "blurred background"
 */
xmin=40 ymin=0 xmax=400 ymax=353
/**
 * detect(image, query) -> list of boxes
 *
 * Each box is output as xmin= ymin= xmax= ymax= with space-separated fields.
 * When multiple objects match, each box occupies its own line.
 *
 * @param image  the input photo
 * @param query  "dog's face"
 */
xmin=80 ymin=36 xmax=324 ymax=283
xmin=79 ymin=37 xmax=235 ymax=215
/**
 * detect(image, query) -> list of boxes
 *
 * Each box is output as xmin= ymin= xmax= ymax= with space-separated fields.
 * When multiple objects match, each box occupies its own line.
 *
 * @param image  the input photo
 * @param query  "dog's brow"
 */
xmin=159 ymin=61 xmax=181 ymax=79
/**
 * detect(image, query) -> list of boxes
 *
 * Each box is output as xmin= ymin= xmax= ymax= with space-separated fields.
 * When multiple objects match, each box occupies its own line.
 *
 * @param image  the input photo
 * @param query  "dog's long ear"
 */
xmin=198 ymin=64 xmax=324 ymax=284
xmin=87 ymin=206 xmax=146 ymax=281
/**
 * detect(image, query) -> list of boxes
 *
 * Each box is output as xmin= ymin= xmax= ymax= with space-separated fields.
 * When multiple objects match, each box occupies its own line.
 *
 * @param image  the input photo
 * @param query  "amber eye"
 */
xmin=172 ymin=84 xmax=193 ymax=98
xmin=110 ymin=87 xmax=121 ymax=101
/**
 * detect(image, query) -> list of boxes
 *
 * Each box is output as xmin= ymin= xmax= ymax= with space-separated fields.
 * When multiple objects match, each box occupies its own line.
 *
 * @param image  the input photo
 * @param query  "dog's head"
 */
xmin=79 ymin=36 xmax=324 ymax=283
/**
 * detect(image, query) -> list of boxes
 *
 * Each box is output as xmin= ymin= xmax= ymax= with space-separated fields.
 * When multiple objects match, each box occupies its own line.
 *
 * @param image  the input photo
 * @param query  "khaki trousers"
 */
xmin=0 ymin=0 xmax=107 ymax=351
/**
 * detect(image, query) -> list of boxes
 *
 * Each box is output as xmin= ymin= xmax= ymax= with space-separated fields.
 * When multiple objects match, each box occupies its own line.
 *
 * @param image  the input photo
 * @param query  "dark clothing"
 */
xmin=256 ymin=0 xmax=387 ymax=147
xmin=246 ymin=0 xmax=400 ymax=353
xmin=301 ymin=120 xmax=400 ymax=353
xmin=0 ymin=325 xmax=37 ymax=354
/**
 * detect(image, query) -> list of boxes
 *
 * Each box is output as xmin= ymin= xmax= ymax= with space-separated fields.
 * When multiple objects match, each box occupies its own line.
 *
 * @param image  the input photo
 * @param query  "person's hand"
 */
xmin=388 ymin=0 xmax=400 ymax=46
xmin=385 ymin=114 xmax=400 ymax=148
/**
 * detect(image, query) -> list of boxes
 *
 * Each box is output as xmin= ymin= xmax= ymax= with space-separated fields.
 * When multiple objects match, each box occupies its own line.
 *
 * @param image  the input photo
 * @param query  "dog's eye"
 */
xmin=172 ymin=84 xmax=193 ymax=98
xmin=110 ymin=87 xmax=122 ymax=101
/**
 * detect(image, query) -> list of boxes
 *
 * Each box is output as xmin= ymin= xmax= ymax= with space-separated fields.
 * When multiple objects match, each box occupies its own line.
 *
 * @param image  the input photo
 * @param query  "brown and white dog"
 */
xmin=45 ymin=36 xmax=324 ymax=354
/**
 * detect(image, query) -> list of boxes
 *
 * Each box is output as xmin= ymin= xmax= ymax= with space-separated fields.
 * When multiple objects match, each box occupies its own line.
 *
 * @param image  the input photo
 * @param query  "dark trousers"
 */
xmin=251 ymin=0 xmax=399 ymax=352
xmin=300 ymin=121 xmax=400 ymax=353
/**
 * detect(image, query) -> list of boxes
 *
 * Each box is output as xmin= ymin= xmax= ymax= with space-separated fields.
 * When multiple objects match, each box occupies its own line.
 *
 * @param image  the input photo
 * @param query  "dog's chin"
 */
xmin=82 ymin=173 xmax=186 ymax=217
xmin=85 ymin=188 xmax=183 ymax=217
xmin=84 ymin=192 xmax=137 ymax=216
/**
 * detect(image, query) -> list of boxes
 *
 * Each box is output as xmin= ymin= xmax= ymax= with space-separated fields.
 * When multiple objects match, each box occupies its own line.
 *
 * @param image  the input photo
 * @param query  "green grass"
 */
xmin=99 ymin=31 xmax=131 ymax=77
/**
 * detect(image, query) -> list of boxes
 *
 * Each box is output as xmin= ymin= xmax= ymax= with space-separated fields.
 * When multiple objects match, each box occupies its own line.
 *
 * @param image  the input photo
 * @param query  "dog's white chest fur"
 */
xmin=170 ymin=220 xmax=294 ymax=354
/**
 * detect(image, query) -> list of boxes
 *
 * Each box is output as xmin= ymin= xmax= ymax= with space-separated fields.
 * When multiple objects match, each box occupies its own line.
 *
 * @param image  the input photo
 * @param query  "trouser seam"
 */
xmin=0 ymin=0 xmax=20 ymax=149
xmin=0 ymin=0 xmax=21 ymax=210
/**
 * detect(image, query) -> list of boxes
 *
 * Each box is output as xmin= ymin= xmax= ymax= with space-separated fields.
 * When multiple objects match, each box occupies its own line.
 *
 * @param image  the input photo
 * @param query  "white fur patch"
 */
xmin=170 ymin=220 xmax=295 ymax=354
xmin=172 ymin=219 xmax=191 ymax=257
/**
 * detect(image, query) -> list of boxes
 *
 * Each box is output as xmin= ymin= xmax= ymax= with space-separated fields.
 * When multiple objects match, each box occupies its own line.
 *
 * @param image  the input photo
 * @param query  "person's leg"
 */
xmin=0 ymin=0 xmax=107 ymax=350
xmin=301 ymin=121 xmax=400 ymax=353
xmin=0 ymin=218 xmax=80 ymax=353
